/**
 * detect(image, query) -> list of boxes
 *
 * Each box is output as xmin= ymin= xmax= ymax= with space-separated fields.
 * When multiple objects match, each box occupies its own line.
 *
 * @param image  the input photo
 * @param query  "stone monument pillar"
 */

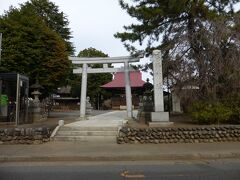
xmin=172 ymin=92 xmax=182 ymax=113
xmin=149 ymin=50 xmax=173 ymax=126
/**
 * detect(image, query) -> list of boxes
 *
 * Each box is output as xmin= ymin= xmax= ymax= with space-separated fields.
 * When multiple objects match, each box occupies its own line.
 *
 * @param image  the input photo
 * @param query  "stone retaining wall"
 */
xmin=117 ymin=126 xmax=240 ymax=144
xmin=0 ymin=127 xmax=51 ymax=144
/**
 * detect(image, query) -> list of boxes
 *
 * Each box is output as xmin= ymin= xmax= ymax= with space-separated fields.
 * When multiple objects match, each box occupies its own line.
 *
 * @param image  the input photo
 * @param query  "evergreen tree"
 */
xmin=23 ymin=0 xmax=74 ymax=54
xmin=115 ymin=0 xmax=240 ymax=100
xmin=0 ymin=5 xmax=71 ymax=93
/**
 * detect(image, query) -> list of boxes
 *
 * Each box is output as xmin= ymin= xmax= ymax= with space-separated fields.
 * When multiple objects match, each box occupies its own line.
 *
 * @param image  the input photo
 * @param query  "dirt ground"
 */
xmin=0 ymin=110 xmax=111 ymax=130
xmin=126 ymin=113 xmax=196 ymax=128
xmin=1 ymin=110 xmax=236 ymax=129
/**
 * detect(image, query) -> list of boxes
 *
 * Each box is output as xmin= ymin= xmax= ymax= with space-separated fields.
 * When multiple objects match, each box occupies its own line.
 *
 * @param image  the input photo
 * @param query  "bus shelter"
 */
xmin=0 ymin=73 xmax=29 ymax=125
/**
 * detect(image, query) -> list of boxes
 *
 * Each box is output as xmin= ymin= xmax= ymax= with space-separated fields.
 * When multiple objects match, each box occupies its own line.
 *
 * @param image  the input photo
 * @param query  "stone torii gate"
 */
xmin=69 ymin=55 xmax=142 ymax=120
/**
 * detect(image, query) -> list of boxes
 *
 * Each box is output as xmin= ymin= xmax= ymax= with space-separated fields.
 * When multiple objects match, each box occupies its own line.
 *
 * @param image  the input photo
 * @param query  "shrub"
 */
xmin=222 ymin=94 xmax=240 ymax=124
xmin=190 ymin=101 xmax=233 ymax=124
xmin=231 ymin=106 xmax=240 ymax=123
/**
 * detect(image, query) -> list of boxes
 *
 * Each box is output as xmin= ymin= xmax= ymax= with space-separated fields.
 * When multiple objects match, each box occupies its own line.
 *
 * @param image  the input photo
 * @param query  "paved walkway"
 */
xmin=65 ymin=110 xmax=138 ymax=128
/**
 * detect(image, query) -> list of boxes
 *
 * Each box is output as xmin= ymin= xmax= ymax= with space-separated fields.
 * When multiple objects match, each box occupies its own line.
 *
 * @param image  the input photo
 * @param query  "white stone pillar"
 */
xmin=152 ymin=50 xmax=164 ymax=112
xmin=80 ymin=63 xmax=88 ymax=119
xmin=150 ymin=50 xmax=171 ymax=126
xmin=124 ymin=61 xmax=133 ymax=119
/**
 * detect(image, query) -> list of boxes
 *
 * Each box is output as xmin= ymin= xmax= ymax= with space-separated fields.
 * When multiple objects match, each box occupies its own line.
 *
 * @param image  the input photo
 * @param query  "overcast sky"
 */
xmin=0 ymin=0 xmax=153 ymax=80
xmin=1 ymin=0 xmax=239 ymax=81
xmin=0 ymin=0 xmax=136 ymax=56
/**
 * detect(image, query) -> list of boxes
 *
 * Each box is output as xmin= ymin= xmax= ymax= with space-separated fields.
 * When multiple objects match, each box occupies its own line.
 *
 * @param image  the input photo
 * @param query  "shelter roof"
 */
xmin=101 ymin=71 xmax=145 ymax=88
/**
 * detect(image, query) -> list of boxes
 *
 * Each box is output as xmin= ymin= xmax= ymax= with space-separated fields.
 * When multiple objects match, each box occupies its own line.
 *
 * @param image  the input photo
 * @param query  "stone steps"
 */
xmin=54 ymin=135 xmax=117 ymax=142
xmin=60 ymin=126 xmax=118 ymax=131
xmin=54 ymin=126 xmax=119 ymax=142
xmin=57 ymin=130 xmax=117 ymax=136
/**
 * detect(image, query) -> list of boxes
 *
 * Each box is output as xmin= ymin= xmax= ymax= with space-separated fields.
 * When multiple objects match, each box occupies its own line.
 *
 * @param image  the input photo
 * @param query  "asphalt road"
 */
xmin=0 ymin=160 xmax=240 ymax=180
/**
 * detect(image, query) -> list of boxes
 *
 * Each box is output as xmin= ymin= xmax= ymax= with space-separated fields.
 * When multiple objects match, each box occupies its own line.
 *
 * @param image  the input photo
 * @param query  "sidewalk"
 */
xmin=0 ymin=141 xmax=240 ymax=162
xmin=1 ymin=110 xmax=239 ymax=162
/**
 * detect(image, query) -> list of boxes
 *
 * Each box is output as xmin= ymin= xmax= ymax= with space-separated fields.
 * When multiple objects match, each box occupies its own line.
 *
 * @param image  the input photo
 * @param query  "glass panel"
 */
xmin=0 ymin=76 xmax=17 ymax=123
xmin=0 ymin=74 xmax=28 ymax=124
xmin=18 ymin=79 xmax=29 ymax=124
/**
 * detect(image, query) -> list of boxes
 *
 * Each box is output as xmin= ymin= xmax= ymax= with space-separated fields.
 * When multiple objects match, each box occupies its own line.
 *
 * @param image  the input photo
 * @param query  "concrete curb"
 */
xmin=1 ymin=153 xmax=240 ymax=162
xmin=50 ymin=125 xmax=60 ymax=139
xmin=50 ymin=120 xmax=65 ymax=140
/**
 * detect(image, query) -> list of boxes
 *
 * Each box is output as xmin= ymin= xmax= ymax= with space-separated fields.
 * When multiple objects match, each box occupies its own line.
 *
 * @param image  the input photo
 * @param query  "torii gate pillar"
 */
xmin=80 ymin=63 xmax=88 ymax=119
xmin=124 ymin=61 xmax=133 ymax=119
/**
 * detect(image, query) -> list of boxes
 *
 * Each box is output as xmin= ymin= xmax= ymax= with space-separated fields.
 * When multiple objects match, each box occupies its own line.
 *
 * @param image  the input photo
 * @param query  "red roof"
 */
xmin=101 ymin=71 xmax=145 ymax=88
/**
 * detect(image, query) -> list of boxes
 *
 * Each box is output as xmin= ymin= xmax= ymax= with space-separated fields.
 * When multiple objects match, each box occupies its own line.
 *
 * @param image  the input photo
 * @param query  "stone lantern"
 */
xmin=30 ymin=79 xmax=43 ymax=102
xmin=137 ymin=78 xmax=154 ymax=124
xmin=30 ymin=79 xmax=43 ymax=122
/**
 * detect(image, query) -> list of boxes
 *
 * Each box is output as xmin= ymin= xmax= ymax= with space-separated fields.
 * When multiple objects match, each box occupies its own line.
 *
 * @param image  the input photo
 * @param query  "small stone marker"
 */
xmin=58 ymin=120 xmax=64 ymax=126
